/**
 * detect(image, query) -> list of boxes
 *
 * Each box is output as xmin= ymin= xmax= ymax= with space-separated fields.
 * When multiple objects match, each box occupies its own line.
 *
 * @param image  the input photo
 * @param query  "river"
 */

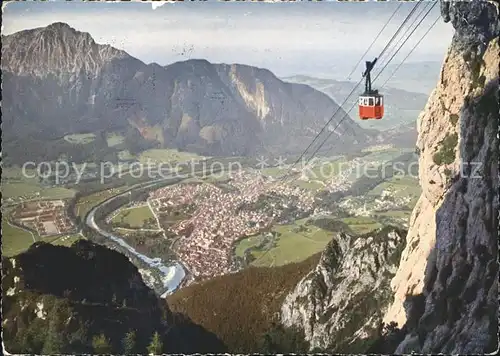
xmin=85 ymin=179 xmax=186 ymax=297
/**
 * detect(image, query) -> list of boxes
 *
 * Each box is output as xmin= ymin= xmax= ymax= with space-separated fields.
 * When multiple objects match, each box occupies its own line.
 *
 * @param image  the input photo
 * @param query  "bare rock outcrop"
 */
xmin=382 ymin=1 xmax=499 ymax=353
xmin=280 ymin=1 xmax=498 ymax=354
xmin=1 ymin=22 xmax=130 ymax=77
xmin=280 ymin=227 xmax=406 ymax=352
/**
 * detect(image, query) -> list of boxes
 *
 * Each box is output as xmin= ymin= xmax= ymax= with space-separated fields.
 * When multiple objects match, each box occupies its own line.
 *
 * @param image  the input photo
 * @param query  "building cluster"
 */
xmin=324 ymin=157 xmax=385 ymax=193
xmin=11 ymin=200 xmax=75 ymax=236
xmin=147 ymin=170 xmax=315 ymax=280
xmin=326 ymin=167 xmax=354 ymax=193
xmin=339 ymin=188 xmax=413 ymax=217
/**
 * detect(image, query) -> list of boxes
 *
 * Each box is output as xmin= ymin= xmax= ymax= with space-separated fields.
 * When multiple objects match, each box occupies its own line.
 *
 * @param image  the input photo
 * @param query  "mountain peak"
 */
xmin=2 ymin=23 xmax=370 ymax=162
xmin=46 ymin=21 xmax=72 ymax=29
xmin=2 ymin=22 xmax=129 ymax=76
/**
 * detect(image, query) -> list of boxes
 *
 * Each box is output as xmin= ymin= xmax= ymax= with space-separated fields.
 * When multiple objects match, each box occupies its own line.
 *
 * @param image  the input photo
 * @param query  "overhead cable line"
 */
xmin=338 ymin=2 xmax=434 ymax=140
xmin=285 ymin=0 xmax=438 ymax=185
xmin=375 ymin=0 xmax=432 ymax=74
xmin=346 ymin=2 xmax=404 ymax=81
xmin=278 ymin=1 xmax=423 ymax=183
xmin=371 ymin=1 xmax=437 ymax=85
xmin=380 ymin=14 xmax=441 ymax=89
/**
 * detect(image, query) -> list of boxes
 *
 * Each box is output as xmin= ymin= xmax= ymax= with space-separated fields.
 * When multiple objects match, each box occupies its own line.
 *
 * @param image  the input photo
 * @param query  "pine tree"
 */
xmin=42 ymin=300 xmax=68 ymax=354
xmin=122 ymin=330 xmax=136 ymax=355
xmin=146 ymin=331 xmax=163 ymax=355
xmin=42 ymin=327 xmax=65 ymax=354
xmin=92 ymin=333 xmax=112 ymax=354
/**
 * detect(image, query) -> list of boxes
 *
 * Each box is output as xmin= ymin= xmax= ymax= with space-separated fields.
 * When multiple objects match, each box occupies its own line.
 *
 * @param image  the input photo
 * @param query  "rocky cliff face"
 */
xmin=280 ymin=227 xmax=406 ymax=352
xmin=1 ymin=22 xmax=129 ymax=76
xmin=2 ymin=22 xmax=370 ymax=162
xmin=280 ymin=1 xmax=498 ymax=354
xmin=1 ymin=240 xmax=227 ymax=354
xmin=382 ymin=0 xmax=499 ymax=353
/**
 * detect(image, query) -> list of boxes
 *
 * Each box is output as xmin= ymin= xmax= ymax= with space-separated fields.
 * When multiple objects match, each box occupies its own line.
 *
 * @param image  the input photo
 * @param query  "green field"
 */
xmin=75 ymin=187 xmax=128 ymax=219
xmin=234 ymin=211 xmax=391 ymax=268
xmin=375 ymin=209 xmax=412 ymax=219
xmin=291 ymin=180 xmax=324 ymax=191
xmin=200 ymin=172 xmax=232 ymax=183
xmin=310 ymin=159 xmax=345 ymax=180
xmin=362 ymin=145 xmax=398 ymax=153
xmin=111 ymin=205 xmax=157 ymax=229
xmin=340 ymin=216 xmax=383 ymax=234
xmin=235 ymin=221 xmax=332 ymax=267
xmin=302 ymin=158 xmax=351 ymax=183
xmin=106 ymin=132 xmax=125 ymax=147
xmin=362 ymin=149 xmax=411 ymax=163
xmin=2 ymin=211 xmax=82 ymax=257
xmin=63 ymin=133 xmax=96 ymax=144
xmin=1 ymin=167 xmax=37 ymax=180
xmin=50 ymin=233 xmax=84 ymax=247
xmin=118 ymin=150 xmax=135 ymax=161
xmin=234 ymin=235 xmax=263 ymax=258
xmin=1 ymin=215 xmax=36 ymax=257
xmin=2 ymin=184 xmax=76 ymax=200
xmin=1 ymin=167 xmax=77 ymax=201
xmin=138 ymin=148 xmax=202 ymax=164
xmin=368 ymin=174 xmax=421 ymax=202
xmin=261 ymin=167 xmax=287 ymax=178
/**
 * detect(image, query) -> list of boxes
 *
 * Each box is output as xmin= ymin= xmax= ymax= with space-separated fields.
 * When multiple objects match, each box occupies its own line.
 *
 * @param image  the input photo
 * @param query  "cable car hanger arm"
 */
xmin=362 ymin=57 xmax=378 ymax=77
xmin=362 ymin=57 xmax=378 ymax=94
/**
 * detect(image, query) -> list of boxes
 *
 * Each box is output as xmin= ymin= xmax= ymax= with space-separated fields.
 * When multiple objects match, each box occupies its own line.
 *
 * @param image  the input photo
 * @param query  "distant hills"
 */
xmin=299 ymin=60 xmax=442 ymax=96
xmin=377 ymin=60 xmax=442 ymax=95
xmin=2 ymin=22 xmax=380 ymax=165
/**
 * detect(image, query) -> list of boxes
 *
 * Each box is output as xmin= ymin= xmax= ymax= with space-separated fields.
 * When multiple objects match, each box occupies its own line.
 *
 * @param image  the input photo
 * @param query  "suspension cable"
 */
xmin=279 ymin=1 xmax=423 ymax=183
xmin=346 ymin=2 xmax=404 ymax=81
xmin=381 ymin=14 xmax=441 ymax=89
xmin=375 ymin=1 xmax=431 ymax=74
xmin=372 ymin=1 xmax=437 ymax=84
xmin=285 ymin=0 xmax=438 ymax=185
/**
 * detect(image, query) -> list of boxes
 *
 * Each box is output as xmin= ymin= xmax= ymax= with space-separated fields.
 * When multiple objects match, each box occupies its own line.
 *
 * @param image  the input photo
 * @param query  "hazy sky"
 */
xmin=3 ymin=0 xmax=454 ymax=79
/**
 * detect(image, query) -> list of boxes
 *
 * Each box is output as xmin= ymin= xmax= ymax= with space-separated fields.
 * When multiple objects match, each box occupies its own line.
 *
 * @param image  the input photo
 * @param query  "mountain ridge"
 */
xmin=1 ymin=22 xmax=131 ymax=76
xmin=2 ymin=240 xmax=228 ymax=354
xmin=281 ymin=227 xmax=407 ymax=352
xmin=278 ymin=1 xmax=499 ymax=354
xmin=2 ymin=22 xmax=373 ymax=163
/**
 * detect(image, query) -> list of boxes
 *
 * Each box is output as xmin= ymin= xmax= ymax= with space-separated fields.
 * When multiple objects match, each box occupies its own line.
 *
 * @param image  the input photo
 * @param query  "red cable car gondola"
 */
xmin=359 ymin=58 xmax=384 ymax=120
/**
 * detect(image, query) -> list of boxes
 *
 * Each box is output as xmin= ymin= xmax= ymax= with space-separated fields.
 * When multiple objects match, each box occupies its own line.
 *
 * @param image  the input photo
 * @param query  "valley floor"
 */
xmin=2 ymin=146 xmax=420 ymax=289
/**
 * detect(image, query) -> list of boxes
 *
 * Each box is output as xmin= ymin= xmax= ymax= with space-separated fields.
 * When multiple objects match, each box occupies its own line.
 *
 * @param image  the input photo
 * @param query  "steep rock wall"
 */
xmin=280 ymin=228 xmax=406 ymax=352
xmin=383 ymin=1 xmax=499 ymax=353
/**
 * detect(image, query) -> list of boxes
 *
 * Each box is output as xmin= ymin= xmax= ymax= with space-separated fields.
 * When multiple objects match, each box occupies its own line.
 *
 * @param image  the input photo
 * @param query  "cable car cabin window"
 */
xmin=368 ymin=98 xmax=374 ymax=106
xmin=375 ymin=97 xmax=380 ymax=105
